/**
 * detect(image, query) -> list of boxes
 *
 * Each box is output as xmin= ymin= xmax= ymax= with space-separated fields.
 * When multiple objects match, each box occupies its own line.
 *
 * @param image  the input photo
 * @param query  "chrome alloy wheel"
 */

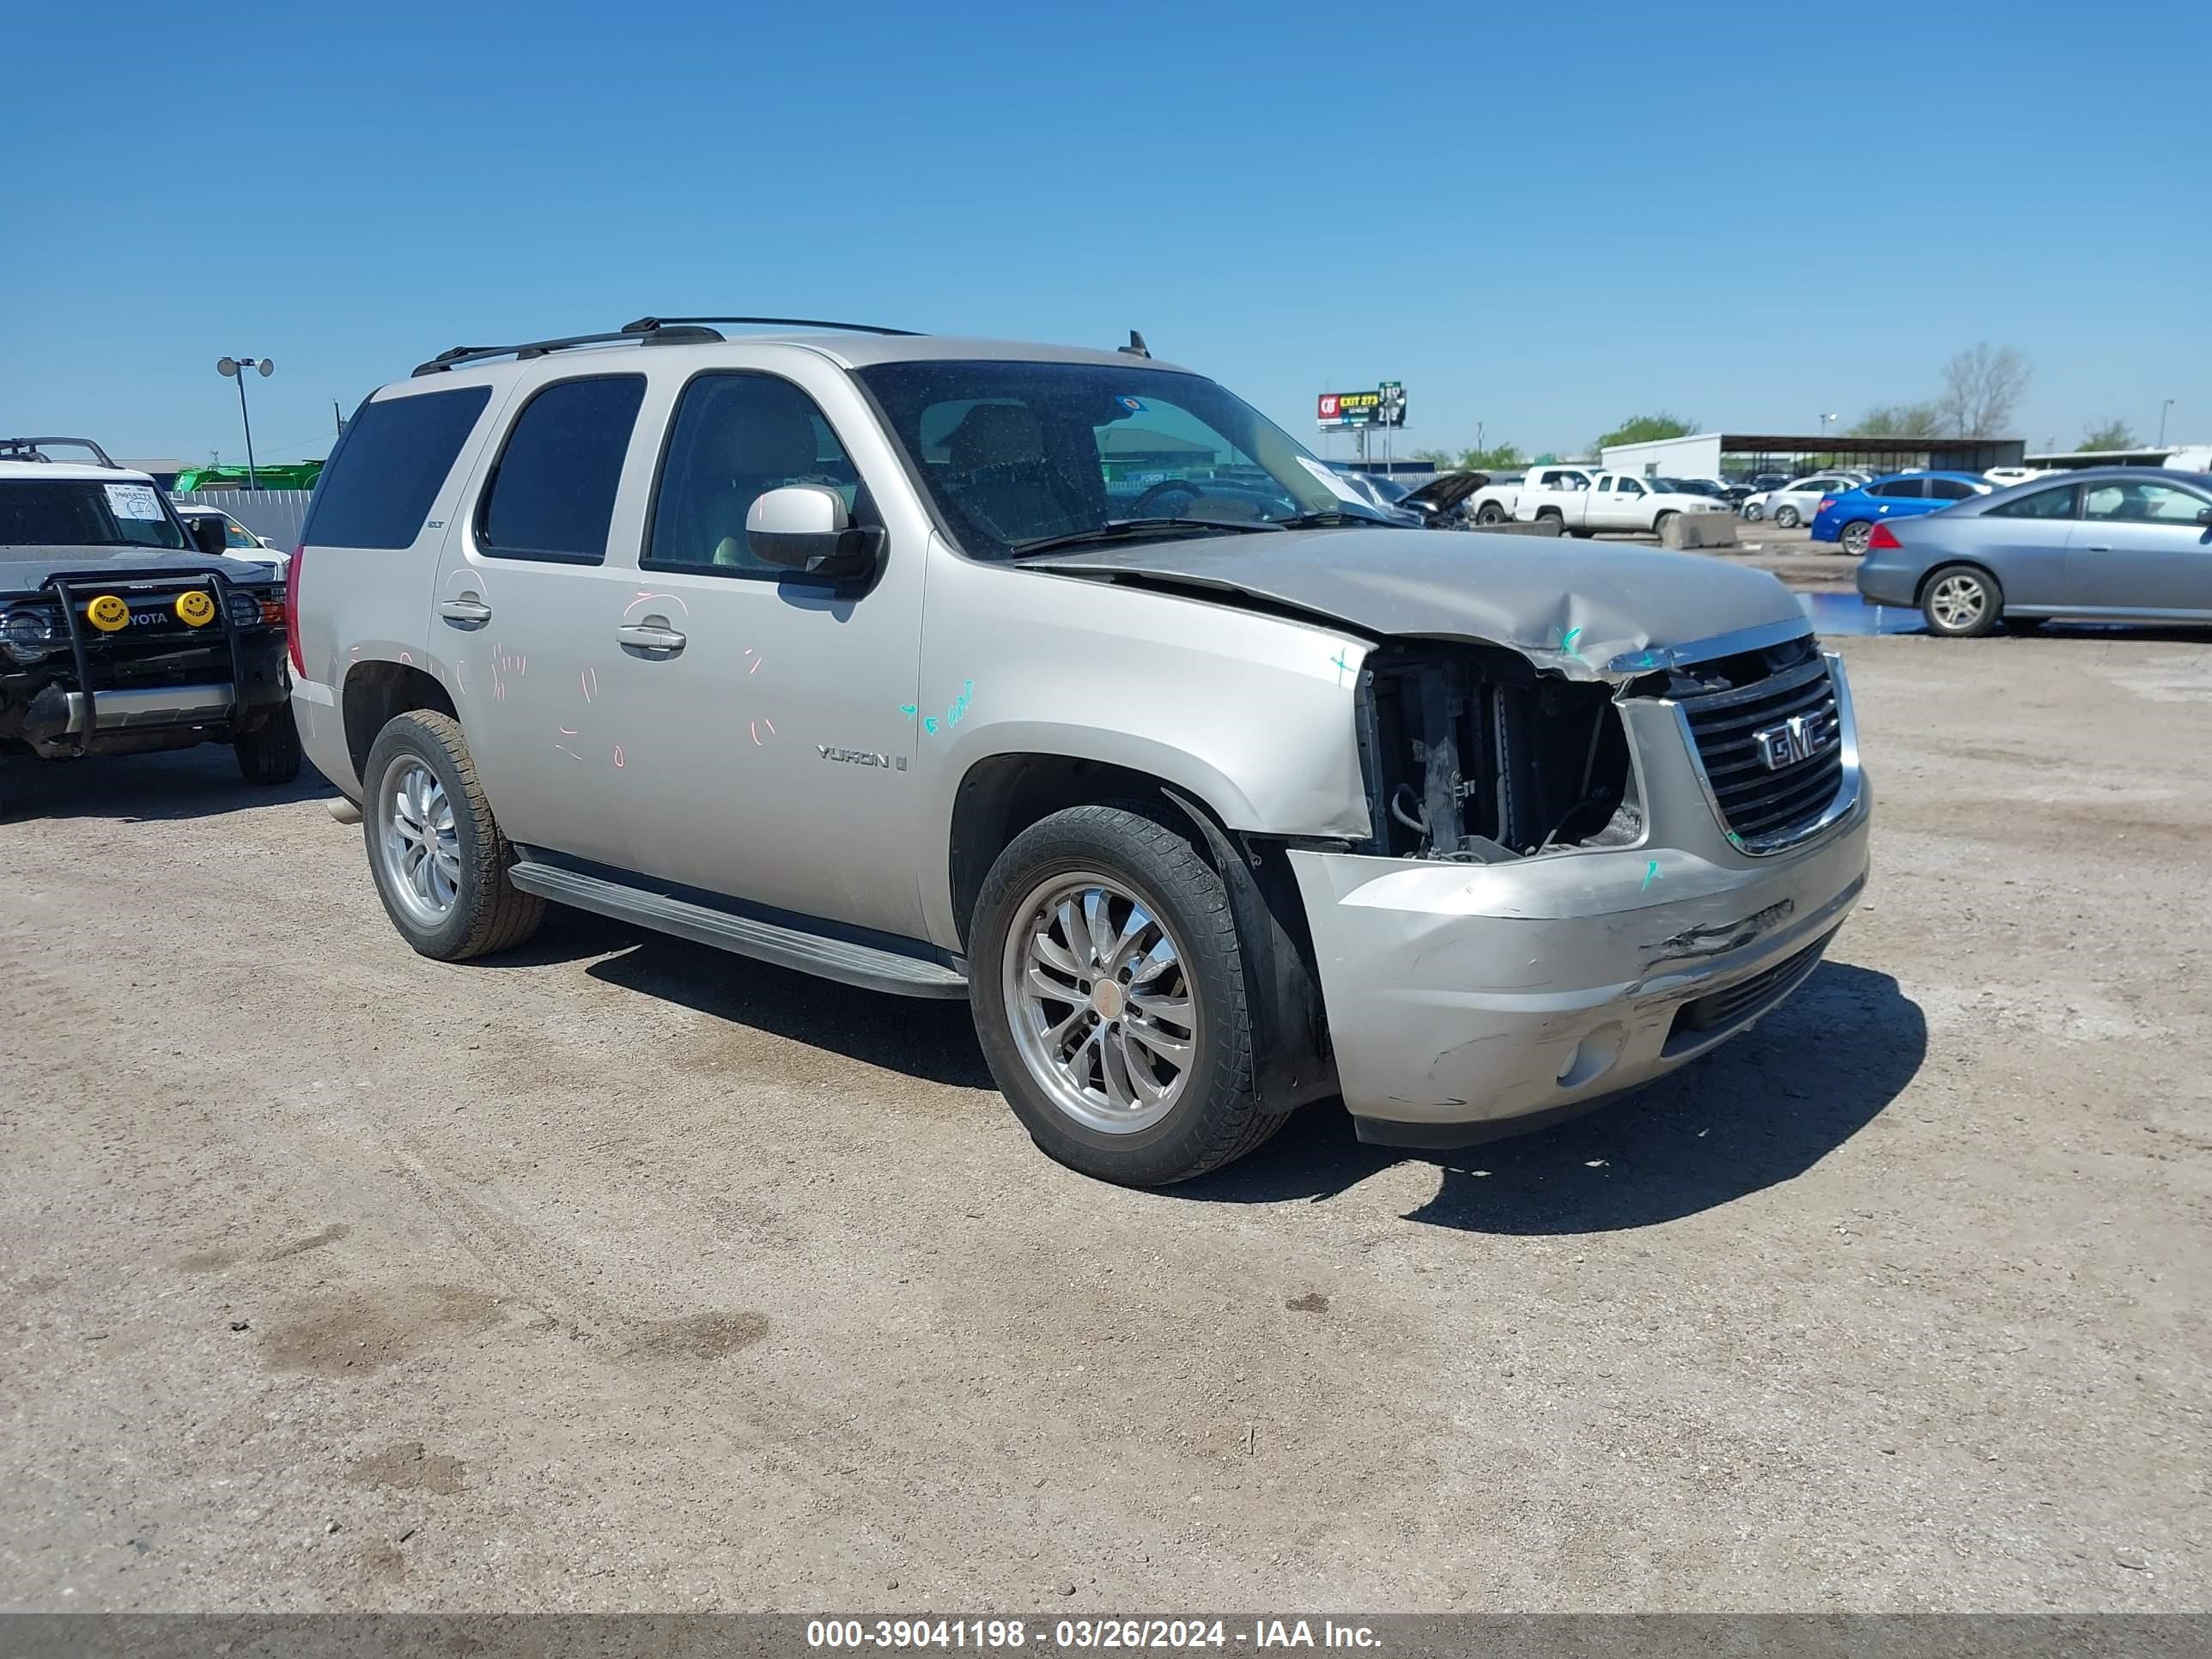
xmin=378 ymin=757 xmax=461 ymax=927
xmin=1929 ymin=572 xmax=1990 ymax=632
xmin=1003 ymin=872 xmax=1200 ymax=1134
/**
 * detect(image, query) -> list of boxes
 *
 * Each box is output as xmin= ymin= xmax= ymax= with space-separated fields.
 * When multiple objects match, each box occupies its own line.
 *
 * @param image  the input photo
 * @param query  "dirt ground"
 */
xmin=2 ymin=630 xmax=2206 ymax=1613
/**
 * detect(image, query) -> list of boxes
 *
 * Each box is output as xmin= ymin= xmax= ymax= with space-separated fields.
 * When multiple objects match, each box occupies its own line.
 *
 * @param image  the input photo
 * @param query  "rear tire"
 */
xmin=234 ymin=706 xmax=303 ymax=785
xmin=1773 ymin=504 xmax=1801 ymax=529
xmin=969 ymin=804 xmax=1279 ymax=1188
xmin=1474 ymin=501 xmax=1507 ymax=526
xmin=1838 ymin=520 xmax=1875 ymax=556
xmin=1921 ymin=564 xmax=2003 ymax=638
xmin=361 ymin=710 xmax=544 ymax=961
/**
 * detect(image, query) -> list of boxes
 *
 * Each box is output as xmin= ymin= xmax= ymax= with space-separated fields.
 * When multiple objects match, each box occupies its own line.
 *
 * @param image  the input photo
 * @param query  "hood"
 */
xmin=1397 ymin=471 xmax=1488 ymax=514
xmin=0 ymin=546 xmax=283 ymax=587
xmin=1024 ymin=526 xmax=1808 ymax=678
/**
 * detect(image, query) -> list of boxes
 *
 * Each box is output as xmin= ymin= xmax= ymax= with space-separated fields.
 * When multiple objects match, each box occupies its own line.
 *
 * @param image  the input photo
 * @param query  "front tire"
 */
xmin=1474 ymin=501 xmax=1507 ymax=526
xmin=1922 ymin=565 xmax=2003 ymax=637
xmin=361 ymin=710 xmax=544 ymax=961
xmin=969 ymin=804 xmax=1278 ymax=1187
xmin=1772 ymin=504 xmax=1801 ymax=529
xmin=234 ymin=706 xmax=302 ymax=785
xmin=1838 ymin=520 xmax=1875 ymax=556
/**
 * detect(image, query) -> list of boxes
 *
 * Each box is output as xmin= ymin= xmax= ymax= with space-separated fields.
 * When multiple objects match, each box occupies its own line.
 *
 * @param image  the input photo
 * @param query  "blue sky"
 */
xmin=7 ymin=1 xmax=2208 ymax=465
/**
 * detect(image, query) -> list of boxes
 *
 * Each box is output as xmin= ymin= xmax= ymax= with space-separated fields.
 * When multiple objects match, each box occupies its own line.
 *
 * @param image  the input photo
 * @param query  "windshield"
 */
xmin=854 ymin=361 xmax=1393 ymax=556
xmin=0 ymin=478 xmax=188 ymax=550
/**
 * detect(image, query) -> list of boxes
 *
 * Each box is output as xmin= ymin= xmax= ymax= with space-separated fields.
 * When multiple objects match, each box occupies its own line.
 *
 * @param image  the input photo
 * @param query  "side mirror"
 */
xmin=188 ymin=516 xmax=228 ymax=556
xmin=2197 ymin=506 xmax=2212 ymax=526
xmin=745 ymin=485 xmax=881 ymax=580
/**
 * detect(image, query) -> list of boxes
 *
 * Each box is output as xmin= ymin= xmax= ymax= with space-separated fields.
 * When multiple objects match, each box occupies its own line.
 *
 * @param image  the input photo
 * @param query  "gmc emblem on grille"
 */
xmin=1753 ymin=709 xmax=1839 ymax=770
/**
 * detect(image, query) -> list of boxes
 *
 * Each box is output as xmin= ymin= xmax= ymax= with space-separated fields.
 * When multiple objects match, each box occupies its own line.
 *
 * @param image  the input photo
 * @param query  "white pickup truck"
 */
xmin=1466 ymin=466 xmax=1719 ymax=538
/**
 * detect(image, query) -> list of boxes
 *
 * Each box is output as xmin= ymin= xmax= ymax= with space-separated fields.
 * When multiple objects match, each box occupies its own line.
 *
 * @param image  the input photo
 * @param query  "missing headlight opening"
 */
xmin=1353 ymin=643 xmax=1641 ymax=860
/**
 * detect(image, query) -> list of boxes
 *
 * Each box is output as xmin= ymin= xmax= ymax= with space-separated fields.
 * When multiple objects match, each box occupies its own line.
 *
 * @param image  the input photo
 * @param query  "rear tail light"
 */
xmin=1816 ymin=497 xmax=1835 ymax=514
xmin=1867 ymin=523 xmax=1902 ymax=550
xmin=285 ymin=546 xmax=305 ymax=675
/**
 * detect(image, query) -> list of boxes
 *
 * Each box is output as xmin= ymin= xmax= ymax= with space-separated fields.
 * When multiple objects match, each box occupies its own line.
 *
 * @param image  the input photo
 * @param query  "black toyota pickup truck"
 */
xmin=0 ymin=438 xmax=299 ymax=809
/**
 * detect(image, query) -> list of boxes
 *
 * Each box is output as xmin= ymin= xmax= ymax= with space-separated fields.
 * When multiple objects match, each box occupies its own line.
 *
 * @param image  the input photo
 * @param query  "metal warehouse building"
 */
xmin=1601 ymin=431 xmax=2026 ymax=478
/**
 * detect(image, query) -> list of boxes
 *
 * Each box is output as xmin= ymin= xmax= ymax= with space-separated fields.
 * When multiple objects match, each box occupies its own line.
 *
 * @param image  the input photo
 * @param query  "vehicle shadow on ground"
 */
xmin=1178 ymin=960 xmax=1923 ymax=1236
xmin=568 ymin=929 xmax=996 ymax=1092
xmin=0 ymin=747 xmax=333 ymax=823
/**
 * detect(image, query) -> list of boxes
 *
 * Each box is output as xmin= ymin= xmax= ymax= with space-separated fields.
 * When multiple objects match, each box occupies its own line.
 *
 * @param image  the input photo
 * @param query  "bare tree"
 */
xmin=1936 ymin=344 xmax=2032 ymax=436
xmin=1850 ymin=401 xmax=1944 ymax=437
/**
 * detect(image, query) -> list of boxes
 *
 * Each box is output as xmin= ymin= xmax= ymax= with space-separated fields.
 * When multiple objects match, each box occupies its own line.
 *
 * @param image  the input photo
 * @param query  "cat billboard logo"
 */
xmin=1316 ymin=386 xmax=1405 ymax=429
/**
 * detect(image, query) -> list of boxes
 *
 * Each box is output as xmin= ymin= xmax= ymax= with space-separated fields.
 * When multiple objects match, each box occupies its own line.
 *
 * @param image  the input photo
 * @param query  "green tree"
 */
xmin=1595 ymin=412 xmax=1698 ymax=449
xmin=2077 ymin=419 xmax=2138 ymax=452
xmin=1460 ymin=441 xmax=1523 ymax=471
xmin=1850 ymin=402 xmax=1942 ymax=437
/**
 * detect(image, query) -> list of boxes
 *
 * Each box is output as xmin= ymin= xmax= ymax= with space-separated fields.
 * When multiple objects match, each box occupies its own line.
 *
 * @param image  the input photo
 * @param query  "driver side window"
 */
xmin=645 ymin=374 xmax=862 ymax=577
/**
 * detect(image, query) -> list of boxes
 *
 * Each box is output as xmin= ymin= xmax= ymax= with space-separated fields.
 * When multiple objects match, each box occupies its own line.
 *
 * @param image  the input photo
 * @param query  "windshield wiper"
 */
xmin=1007 ymin=517 xmax=1284 ymax=558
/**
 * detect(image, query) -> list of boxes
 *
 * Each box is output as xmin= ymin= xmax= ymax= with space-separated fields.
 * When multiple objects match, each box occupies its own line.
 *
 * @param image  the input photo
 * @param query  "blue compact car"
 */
xmin=1809 ymin=471 xmax=1994 ymax=555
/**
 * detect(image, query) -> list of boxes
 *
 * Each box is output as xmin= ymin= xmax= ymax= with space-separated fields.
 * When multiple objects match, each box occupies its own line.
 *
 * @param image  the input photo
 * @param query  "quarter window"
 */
xmin=303 ymin=386 xmax=491 ymax=550
xmin=477 ymin=376 xmax=646 ymax=564
xmin=1987 ymin=483 xmax=2079 ymax=520
xmin=1869 ymin=479 xmax=1923 ymax=499
xmin=646 ymin=374 xmax=864 ymax=577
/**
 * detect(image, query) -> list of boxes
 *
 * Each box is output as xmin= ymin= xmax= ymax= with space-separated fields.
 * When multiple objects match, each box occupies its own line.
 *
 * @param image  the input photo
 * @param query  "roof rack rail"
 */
xmin=410 ymin=320 xmax=728 ymax=378
xmin=621 ymin=315 xmax=923 ymax=338
xmin=0 ymin=435 xmax=121 ymax=468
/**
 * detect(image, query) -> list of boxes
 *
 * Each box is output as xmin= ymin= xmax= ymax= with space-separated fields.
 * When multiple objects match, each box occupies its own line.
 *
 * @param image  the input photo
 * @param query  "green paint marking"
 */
xmin=1641 ymin=860 xmax=1660 ymax=891
xmin=1560 ymin=626 xmax=1584 ymax=660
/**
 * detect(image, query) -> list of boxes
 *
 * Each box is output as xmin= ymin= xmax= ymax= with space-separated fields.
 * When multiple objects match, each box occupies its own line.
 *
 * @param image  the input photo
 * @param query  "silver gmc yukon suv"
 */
xmin=291 ymin=318 xmax=1869 ymax=1187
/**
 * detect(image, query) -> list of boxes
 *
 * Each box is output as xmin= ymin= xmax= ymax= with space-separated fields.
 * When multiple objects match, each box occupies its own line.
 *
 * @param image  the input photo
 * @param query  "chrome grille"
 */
xmin=1680 ymin=654 xmax=1844 ymax=847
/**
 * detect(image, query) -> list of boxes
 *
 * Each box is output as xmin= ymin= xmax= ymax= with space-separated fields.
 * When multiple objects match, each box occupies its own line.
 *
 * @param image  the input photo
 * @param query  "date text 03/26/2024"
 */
xmin=806 ymin=1620 xmax=1381 ymax=1650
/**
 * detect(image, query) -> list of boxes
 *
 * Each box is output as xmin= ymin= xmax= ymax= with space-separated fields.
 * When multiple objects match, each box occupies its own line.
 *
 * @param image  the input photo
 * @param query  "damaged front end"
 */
xmin=1350 ymin=640 xmax=1643 ymax=864
xmin=1286 ymin=625 xmax=1871 ymax=1148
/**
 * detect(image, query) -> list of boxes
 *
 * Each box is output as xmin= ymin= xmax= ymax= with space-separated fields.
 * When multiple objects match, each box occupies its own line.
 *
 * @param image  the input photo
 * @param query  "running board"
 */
xmin=506 ymin=860 xmax=969 ymax=1000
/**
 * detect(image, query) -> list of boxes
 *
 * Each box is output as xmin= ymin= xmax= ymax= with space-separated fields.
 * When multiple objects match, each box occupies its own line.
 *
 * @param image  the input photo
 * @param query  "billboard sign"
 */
xmin=1317 ymin=386 xmax=1406 ymax=428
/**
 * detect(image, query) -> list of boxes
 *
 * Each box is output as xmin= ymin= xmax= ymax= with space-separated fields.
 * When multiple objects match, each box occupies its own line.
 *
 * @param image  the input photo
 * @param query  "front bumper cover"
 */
xmin=1287 ymin=777 xmax=1870 ymax=1145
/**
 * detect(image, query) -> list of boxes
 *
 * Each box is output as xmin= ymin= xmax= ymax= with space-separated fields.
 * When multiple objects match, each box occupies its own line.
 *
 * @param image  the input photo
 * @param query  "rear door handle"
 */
xmin=2083 ymin=544 xmax=2112 ymax=553
xmin=616 ymin=622 xmax=687 ymax=657
xmin=439 ymin=597 xmax=492 ymax=627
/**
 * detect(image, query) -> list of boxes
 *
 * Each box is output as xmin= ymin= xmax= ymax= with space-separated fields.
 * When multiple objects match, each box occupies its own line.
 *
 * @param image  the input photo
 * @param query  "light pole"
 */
xmin=2159 ymin=398 xmax=2175 ymax=447
xmin=216 ymin=356 xmax=275 ymax=490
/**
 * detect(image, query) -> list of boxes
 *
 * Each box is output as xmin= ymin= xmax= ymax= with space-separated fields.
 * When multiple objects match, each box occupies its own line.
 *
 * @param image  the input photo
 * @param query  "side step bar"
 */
xmin=506 ymin=860 xmax=969 ymax=1000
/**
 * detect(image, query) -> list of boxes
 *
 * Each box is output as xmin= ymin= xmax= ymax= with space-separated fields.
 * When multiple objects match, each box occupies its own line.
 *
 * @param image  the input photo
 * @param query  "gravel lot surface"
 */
xmin=3 ymin=631 xmax=2206 ymax=1612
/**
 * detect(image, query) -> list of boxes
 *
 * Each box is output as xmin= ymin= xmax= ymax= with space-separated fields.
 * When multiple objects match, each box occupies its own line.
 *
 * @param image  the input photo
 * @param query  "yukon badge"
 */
xmin=818 ymin=744 xmax=902 ymax=771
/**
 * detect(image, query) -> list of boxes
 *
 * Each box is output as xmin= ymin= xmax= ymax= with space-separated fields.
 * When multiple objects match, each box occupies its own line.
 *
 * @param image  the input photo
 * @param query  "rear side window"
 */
xmin=303 ymin=386 xmax=490 ymax=549
xmin=1926 ymin=477 xmax=1978 ymax=501
xmin=477 ymin=375 xmax=647 ymax=563
xmin=1989 ymin=483 xmax=2079 ymax=520
xmin=1869 ymin=478 xmax=1922 ymax=499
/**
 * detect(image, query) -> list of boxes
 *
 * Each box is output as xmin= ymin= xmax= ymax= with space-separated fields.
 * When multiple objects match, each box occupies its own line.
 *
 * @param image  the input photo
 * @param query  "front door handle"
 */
xmin=616 ymin=622 xmax=687 ymax=657
xmin=439 ymin=597 xmax=492 ymax=627
xmin=2082 ymin=544 xmax=2112 ymax=553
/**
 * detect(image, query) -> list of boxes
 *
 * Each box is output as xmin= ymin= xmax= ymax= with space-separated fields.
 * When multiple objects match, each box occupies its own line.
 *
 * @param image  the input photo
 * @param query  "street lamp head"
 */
xmin=257 ymin=358 xmax=275 ymax=377
xmin=217 ymin=356 xmax=239 ymax=377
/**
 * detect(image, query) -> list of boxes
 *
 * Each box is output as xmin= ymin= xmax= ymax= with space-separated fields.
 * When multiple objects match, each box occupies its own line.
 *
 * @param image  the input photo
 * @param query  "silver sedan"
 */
xmin=1855 ymin=467 xmax=2212 ymax=636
